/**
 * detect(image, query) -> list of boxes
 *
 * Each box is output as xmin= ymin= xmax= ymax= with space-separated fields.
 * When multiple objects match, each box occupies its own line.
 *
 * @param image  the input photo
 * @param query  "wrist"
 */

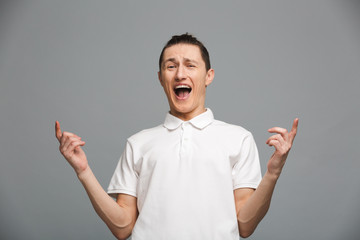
xmin=264 ymin=170 xmax=280 ymax=182
xmin=77 ymin=165 xmax=92 ymax=182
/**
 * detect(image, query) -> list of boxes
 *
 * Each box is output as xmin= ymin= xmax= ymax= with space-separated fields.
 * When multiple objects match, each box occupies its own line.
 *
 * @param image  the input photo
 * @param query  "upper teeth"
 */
xmin=175 ymin=85 xmax=191 ymax=89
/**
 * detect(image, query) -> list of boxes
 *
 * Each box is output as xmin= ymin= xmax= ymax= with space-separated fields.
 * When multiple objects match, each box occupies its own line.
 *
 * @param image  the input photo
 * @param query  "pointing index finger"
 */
xmin=290 ymin=118 xmax=299 ymax=136
xmin=55 ymin=121 xmax=62 ymax=142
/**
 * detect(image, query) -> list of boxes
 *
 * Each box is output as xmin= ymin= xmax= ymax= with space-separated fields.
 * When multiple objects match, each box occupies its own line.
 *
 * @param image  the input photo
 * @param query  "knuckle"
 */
xmin=60 ymin=148 xmax=66 ymax=155
xmin=285 ymin=142 xmax=291 ymax=148
xmin=63 ymin=132 xmax=75 ymax=138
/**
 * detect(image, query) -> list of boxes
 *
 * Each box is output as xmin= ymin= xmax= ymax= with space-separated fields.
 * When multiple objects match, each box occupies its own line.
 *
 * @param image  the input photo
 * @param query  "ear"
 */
xmin=158 ymin=71 xmax=164 ymax=87
xmin=205 ymin=69 xmax=214 ymax=87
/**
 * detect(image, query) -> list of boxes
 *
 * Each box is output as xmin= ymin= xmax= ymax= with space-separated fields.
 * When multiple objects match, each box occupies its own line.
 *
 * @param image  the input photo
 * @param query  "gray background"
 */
xmin=1 ymin=0 xmax=359 ymax=239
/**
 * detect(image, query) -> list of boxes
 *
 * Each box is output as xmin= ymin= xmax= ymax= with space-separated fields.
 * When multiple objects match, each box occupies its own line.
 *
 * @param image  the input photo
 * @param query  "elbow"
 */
xmin=113 ymin=230 xmax=131 ymax=240
xmin=239 ymin=230 xmax=254 ymax=238
xmin=238 ymin=218 xmax=256 ymax=238
xmin=116 ymin=236 xmax=128 ymax=240
xmin=238 ymin=223 xmax=255 ymax=238
xmin=109 ymin=222 xmax=134 ymax=240
xmin=115 ymin=235 xmax=130 ymax=240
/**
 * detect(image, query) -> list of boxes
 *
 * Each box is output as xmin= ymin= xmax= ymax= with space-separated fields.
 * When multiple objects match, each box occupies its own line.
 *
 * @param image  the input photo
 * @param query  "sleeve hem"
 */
xmin=107 ymin=189 xmax=137 ymax=198
xmin=233 ymin=182 xmax=260 ymax=190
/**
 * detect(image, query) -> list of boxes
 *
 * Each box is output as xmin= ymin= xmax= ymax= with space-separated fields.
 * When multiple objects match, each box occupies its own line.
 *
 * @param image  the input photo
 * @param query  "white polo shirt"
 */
xmin=108 ymin=109 xmax=262 ymax=240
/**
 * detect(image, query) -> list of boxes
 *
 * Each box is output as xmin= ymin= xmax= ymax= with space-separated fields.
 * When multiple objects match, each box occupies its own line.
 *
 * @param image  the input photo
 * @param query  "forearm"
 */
xmin=236 ymin=119 xmax=298 ymax=238
xmin=77 ymin=166 xmax=134 ymax=239
xmin=237 ymin=171 xmax=278 ymax=238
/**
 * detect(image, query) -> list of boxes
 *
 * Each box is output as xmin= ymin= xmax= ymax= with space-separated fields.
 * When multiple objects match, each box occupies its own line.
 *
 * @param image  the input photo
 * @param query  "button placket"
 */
xmin=180 ymin=122 xmax=192 ymax=159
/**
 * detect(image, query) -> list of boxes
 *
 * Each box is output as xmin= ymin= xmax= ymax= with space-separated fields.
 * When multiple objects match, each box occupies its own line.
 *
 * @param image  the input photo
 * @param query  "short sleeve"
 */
xmin=232 ymin=133 xmax=262 ymax=190
xmin=107 ymin=141 xmax=138 ymax=198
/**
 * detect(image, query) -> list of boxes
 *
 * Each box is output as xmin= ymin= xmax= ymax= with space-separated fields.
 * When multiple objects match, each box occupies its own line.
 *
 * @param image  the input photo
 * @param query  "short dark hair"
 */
xmin=159 ymin=33 xmax=211 ymax=72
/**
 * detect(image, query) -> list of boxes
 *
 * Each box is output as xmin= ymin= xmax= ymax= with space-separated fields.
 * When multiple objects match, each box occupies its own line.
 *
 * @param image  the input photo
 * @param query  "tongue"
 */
xmin=178 ymin=89 xmax=190 ymax=99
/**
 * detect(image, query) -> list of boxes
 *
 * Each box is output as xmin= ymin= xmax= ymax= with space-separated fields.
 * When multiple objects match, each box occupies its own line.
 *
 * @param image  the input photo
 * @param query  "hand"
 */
xmin=266 ymin=118 xmax=299 ymax=177
xmin=55 ymin=121 xmax=88 ymax=175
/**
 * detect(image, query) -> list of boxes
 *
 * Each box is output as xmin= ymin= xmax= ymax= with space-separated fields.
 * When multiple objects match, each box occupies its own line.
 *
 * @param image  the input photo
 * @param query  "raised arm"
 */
xmin=55 ymin=121 xmax=137 ymax=240
xmin=234 ymin=118 xmax=298 ymax=238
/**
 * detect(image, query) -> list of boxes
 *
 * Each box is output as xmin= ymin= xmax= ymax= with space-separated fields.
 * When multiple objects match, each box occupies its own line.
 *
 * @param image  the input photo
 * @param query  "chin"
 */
xmin=172 ymin=102 xmax=203 ymax=118
xmin=173 ymin=105 xmax=192 ymax=114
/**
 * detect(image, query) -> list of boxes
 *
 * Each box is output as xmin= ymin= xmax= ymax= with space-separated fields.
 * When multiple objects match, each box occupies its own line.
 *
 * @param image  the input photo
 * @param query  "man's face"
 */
xmin=158 ymin=44 xmax=214 ymax=121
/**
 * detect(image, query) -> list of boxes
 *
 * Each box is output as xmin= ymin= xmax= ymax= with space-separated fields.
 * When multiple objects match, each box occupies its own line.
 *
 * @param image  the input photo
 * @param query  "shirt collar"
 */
xmin=163 ymin=108 xmax=214 ymax=130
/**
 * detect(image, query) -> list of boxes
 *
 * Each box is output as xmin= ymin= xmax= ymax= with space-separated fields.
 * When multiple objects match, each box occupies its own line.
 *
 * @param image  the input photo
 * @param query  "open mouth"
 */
xmin=174 ymin=85 xmax=192 ymax=99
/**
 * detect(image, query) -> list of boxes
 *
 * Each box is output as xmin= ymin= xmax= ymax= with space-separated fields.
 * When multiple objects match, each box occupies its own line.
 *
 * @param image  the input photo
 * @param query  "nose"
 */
xmin=175 ymin=65 xmax=187 ymax=81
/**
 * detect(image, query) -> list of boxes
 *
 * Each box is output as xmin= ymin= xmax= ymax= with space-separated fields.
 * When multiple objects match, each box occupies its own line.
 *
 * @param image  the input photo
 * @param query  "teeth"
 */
xmin=175 ymin=85 xmax=191 ymax=89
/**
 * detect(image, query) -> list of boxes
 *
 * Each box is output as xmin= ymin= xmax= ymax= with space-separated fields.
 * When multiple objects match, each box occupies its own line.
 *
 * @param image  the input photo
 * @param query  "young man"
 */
xmin=55 ymin=33 xmax=298 ymax=239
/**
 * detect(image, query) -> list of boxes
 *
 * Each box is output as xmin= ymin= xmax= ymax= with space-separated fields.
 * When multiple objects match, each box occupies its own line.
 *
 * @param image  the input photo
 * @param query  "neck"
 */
xmin=170 ymin=107 xmax=207 ymax=121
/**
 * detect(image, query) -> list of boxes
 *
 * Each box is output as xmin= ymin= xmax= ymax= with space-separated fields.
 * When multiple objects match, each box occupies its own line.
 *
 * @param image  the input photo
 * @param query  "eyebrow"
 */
xmin=163 ymin=58 xmax=177 ymax=66
xmin=184 ymin=58 xmax=199 ymax=65
xmin=162 ymin=58 xmax=200 ymax=67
